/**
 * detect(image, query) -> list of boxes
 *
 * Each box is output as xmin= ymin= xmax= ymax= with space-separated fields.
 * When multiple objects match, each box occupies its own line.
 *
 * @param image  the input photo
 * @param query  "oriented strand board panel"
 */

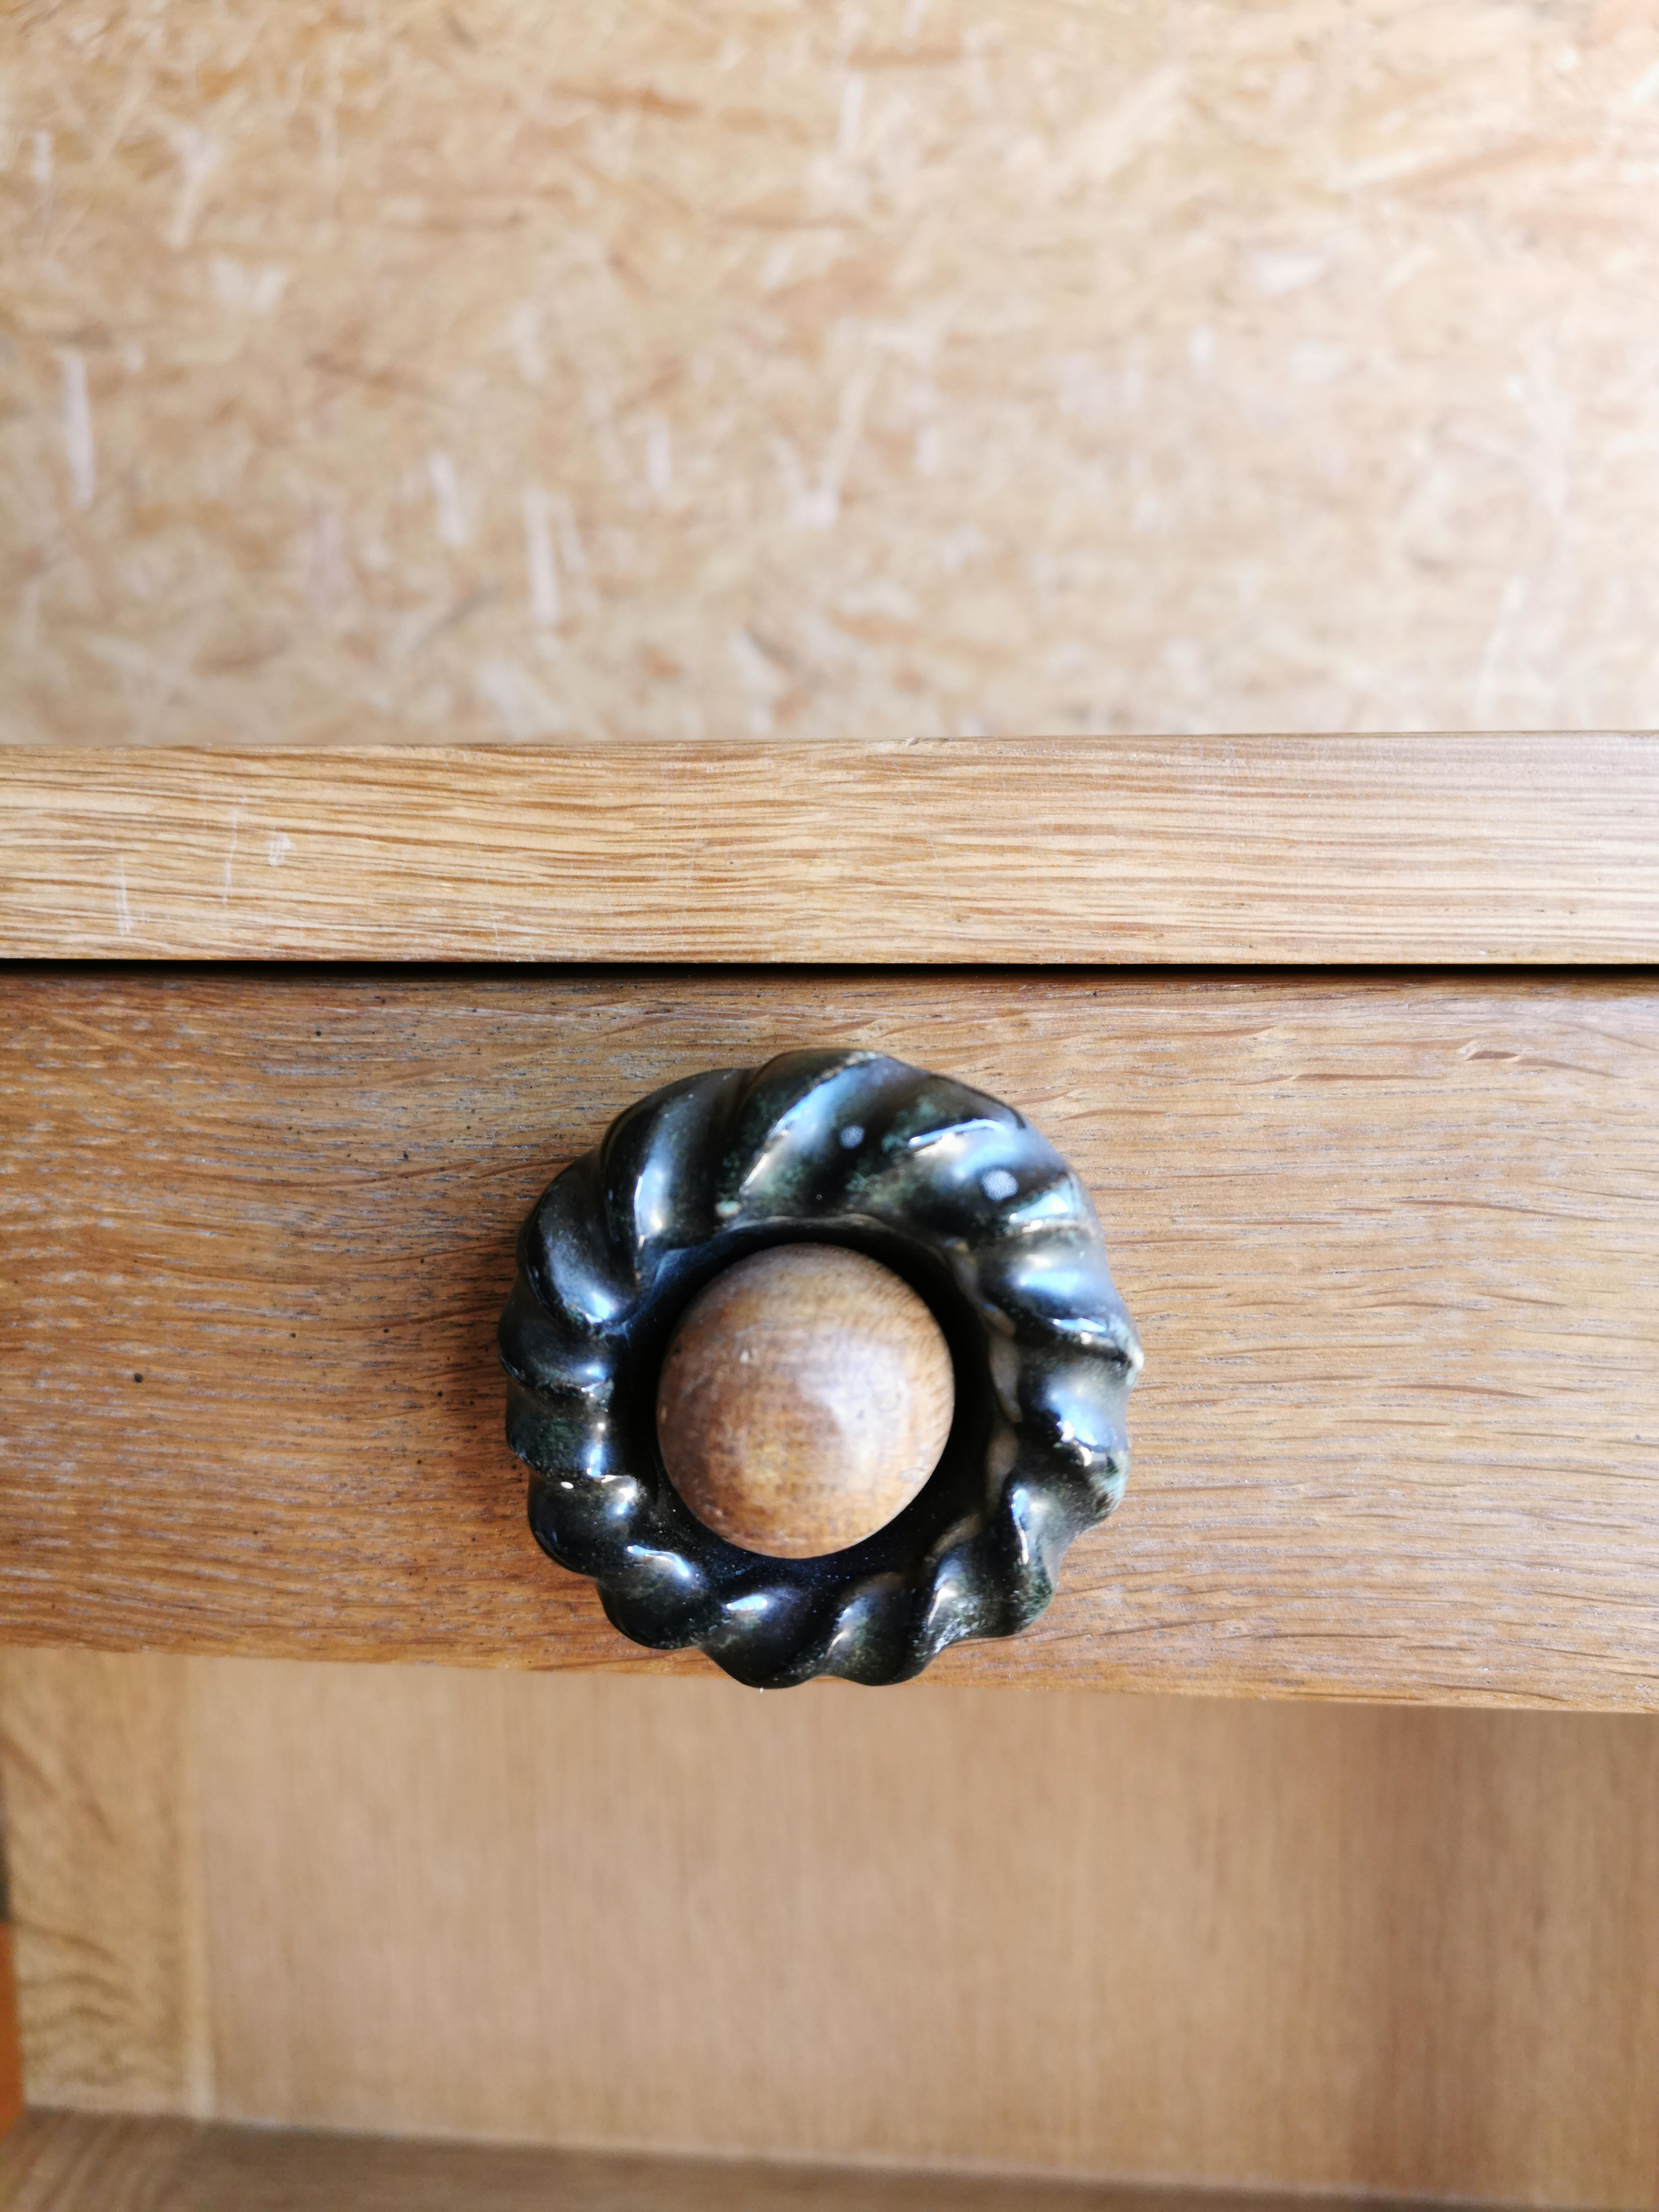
xmin=3 ymin=970 xmax=1659 ymax=1705
xmin=5 ymin=2 xmax=1659 ymax=744
xmin=6 ymin=1652 xmax=1659 ymax=2205
xmin=5 ymin=738 xmax=1659 ymax=964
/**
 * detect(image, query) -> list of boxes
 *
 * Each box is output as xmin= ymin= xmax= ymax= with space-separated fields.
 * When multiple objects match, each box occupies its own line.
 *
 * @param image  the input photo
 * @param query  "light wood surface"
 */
xmin=6 ymin=1651 xmax=1658 ymax=2205
xmin=0 ymin=1929 xmax=22 ymax=2142
xmin=657 ymin=1245 xmax=955 ymax=1558
xmin=3 ymin=739 xmax=1659 ymax=964
xmin=5 ymin=968 xmax=1659 ymax=1705
xmin=6 ymin=2 xmax=1659 ymax=746
xmin=0 ymin=1654 xmax=208 ymax=2120
xmin=0 ymin=2114 xmax=1443 ymax=2212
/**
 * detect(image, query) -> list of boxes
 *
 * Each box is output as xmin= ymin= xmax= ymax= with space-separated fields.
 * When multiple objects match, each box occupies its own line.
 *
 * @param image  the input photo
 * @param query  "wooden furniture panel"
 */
xmin=0 ymin=1931 xmax=21 ymax=2143
xmin=4 ymin=968 xmax=1658 ymax=1704
xmin=6 ymin=0 xmax=1656 ymax=2196
xmin=5 ymin=1651 xmax=1657 ymax=2206
xmin=3 ymin=739 xmax=1658 ymax=965
xmin=0 ymin=1755 xmax=19 ymax=2141
xmin=5 ymin=3 xmax=1659 ymax=747
xmin=0 ymin=2113 xmax=1442 ymax=2212
xmin=0 ymin=1654 xmax=207 ymax=2119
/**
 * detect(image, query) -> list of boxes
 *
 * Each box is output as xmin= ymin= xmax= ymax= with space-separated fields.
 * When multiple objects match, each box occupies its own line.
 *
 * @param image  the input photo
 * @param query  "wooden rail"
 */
xmin=2 ymin=737 xmax=1656 ymax=964
xmin=0 ymin=2111 xmax=1412 ymax=2212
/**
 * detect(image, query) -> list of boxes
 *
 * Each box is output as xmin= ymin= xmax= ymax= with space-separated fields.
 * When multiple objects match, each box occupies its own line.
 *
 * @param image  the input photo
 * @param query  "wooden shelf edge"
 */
xmin=3 ymin=736 xmax=1657 ymax=964
xmin=0 ymin=1930 xmax=20 ymax=2143
xmin=0 ymin=2111 xmax=1547 ymax=2212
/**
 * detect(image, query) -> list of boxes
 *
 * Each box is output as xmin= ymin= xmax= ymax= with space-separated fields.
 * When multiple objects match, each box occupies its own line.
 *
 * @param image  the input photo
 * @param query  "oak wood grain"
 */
xmin=3 ymin=969 xmax=1657 ymax=1705
xmin=0 ymin=2112 xmax=1443 ymax=2212
xmin=0 ymin=1653 xmax=209 ymax=2120
xmin=0 ymin=1929 xmax=21 ymax=2142
xmin=3 ymin=739 xmax=1659 ymax=964
xmin=6 ymin=1652 xmax=1658 ymax=2204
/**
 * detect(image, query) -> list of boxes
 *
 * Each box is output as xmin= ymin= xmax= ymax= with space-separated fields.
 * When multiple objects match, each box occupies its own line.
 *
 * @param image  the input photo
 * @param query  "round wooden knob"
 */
xmin=656 ymin=1244 xmax=955 ymax=1559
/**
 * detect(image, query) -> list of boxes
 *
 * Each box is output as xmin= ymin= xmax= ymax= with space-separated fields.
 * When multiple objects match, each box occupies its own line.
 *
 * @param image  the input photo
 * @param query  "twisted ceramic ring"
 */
xmin=499 ymin=1049 xmax=1141 ymax=1687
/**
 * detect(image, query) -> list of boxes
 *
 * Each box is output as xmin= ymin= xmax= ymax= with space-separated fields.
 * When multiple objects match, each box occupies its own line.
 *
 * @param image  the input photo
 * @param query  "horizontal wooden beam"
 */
xmin=0 ymin=2111 xmax=1416 ymax=2212
xmin=2 ymin=737 xmax=1657 ymax=964
xmin=3 ymin=970 xmax=1656 ymax=1706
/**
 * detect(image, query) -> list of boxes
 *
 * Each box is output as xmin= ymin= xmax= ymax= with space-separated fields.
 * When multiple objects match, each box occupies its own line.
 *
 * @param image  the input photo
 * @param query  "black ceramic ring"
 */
xmin=498 ymin=1049 xmax=1142 ymax=1688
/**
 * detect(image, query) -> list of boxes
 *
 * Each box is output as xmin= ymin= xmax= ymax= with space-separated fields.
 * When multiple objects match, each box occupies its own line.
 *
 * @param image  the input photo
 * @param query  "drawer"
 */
xmin=5 ymin=748 xmax=1659 ymax=2206
xmin=5 ymin=957 xmax=1656 ymax=1706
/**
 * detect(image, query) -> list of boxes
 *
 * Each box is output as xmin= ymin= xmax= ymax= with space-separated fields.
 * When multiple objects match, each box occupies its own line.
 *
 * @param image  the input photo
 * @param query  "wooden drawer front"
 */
xmin=4 ymin=968 xmax=1656 ymax=1707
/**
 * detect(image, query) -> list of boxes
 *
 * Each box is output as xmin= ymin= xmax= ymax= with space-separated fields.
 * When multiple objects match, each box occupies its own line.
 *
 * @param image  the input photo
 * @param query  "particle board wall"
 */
xmin=4 ymin=1651 xmax=1658 ymax=2208
xmin=6 ymin=1 xmax=1659 ymax=746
